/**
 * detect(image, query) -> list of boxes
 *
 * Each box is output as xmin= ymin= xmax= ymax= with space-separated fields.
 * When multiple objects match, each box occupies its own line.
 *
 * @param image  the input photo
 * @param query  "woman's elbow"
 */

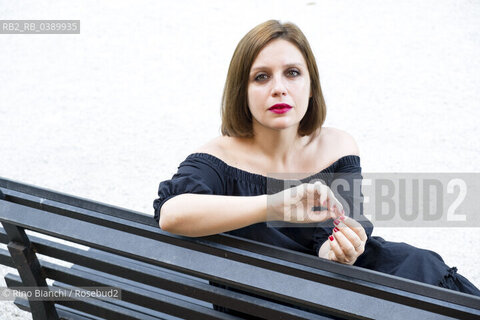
xmin=158 ymin=212 xmax=170 ymax=231
xmin=158 ymin=196 xmax=200 ymax=236
xmin=158 ymin=202 xmax=180 ymax=233
xmin=159 ymin=215 xmax=178 ymax=234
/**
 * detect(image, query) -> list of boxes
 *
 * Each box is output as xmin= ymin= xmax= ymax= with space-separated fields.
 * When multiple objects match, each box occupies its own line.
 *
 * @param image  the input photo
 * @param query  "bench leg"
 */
xmin=3 ymin=223 xmax=59 ymax=320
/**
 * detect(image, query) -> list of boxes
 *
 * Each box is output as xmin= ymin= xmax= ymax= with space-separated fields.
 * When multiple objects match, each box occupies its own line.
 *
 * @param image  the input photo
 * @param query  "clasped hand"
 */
xmin=267 ymin=181 xmax=367 ymax=265
xmin=318 ymin=216 xmax=367 ymax=265
xmin=267 ymin=181 xmax=344 ymax=223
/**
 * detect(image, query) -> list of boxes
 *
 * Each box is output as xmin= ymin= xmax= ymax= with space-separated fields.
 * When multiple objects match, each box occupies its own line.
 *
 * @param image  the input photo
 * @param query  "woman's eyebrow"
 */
xmin=250 ymin=63 xmax=305 ymax=73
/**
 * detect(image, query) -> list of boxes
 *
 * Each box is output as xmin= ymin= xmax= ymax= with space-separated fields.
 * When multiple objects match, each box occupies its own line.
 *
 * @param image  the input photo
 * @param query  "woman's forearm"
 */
xmin=159 ymin=193 xmax=268 ymax=237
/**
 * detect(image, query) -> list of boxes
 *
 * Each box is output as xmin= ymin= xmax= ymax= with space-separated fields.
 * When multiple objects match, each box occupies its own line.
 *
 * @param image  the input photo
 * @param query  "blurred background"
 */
xmin=0 ymin=1 xmax=479 ymax=318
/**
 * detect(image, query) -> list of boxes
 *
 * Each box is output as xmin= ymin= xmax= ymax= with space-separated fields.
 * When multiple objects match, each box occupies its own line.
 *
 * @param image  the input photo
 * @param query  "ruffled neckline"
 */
xmin=185 ymin=152 xmax=360 ymax=185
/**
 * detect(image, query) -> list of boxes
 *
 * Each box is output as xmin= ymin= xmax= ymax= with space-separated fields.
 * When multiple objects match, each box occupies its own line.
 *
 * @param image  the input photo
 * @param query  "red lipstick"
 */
xmin=268 ymin=103 xmax=292 ymax=114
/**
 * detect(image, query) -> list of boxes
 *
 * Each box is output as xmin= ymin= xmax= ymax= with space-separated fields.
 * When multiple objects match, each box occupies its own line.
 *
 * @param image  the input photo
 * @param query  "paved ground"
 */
xmin=0 ymin=0 xmax=479 ymax=318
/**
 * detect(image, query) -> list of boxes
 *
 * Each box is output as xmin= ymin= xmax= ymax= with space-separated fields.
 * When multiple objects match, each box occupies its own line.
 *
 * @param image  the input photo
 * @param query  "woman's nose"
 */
xmin=271 ymin=75 xmax=287 ymax=97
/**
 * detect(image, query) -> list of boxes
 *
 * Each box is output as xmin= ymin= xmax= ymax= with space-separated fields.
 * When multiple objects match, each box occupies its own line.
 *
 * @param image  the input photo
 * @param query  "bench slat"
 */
xmin=3 ymin=186 xmax=478 ymax=310
xmin=13 ymin=297 xmax=106 ymax=320
xmin=1 ymin=201 xmax=470 ymax=320
xmin=5 ymin=273 xmax=176 ymax=320
xmin=0 ymin=236 xmax=336 ymax=320
xmin=0 ymin=177 xmax=154 ymax=226
xmin=0 ymin=249 xmax=242 ymax=320
xmin=41 ymin=260 xmax=247 ymax=320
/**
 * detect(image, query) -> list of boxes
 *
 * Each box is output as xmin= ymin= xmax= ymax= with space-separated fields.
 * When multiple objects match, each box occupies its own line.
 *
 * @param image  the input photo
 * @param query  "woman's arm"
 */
xmin=160 ymin=194 xmax=268 ymax=237
xmin=160 ymin=182 xmax=344 ymax=237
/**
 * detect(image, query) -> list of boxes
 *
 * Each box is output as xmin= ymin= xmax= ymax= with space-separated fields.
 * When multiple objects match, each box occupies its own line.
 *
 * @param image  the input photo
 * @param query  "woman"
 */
xmin=153 ymin=20 xmax=480 ymax=298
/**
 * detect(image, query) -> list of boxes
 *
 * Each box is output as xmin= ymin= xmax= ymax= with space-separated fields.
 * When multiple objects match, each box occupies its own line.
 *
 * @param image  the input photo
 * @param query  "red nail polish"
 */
xmin=333 ymin=219 xmax=340 ymax=225
xmin=329 ymin=235 xmax=334 ymax=241
xmin=333 ymin=227 xmax=339 ymax=233
xmin=339 ymin=216 xmax=345 ymax=221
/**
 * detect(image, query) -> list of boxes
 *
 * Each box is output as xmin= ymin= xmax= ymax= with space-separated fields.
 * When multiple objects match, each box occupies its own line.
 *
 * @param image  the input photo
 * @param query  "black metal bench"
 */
xmin=0 ymin=177 xmax=479 ymax=320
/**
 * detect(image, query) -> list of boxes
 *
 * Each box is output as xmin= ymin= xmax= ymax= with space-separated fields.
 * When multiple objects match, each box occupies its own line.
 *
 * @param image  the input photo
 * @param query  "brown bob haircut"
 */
xmin=221 ymin=20 xmax=326 ymax=138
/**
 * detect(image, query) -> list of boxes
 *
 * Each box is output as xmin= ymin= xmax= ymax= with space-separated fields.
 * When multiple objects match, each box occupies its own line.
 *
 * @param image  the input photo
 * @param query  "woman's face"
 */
xmin=247 ymin=39 xmax=311 ymax=133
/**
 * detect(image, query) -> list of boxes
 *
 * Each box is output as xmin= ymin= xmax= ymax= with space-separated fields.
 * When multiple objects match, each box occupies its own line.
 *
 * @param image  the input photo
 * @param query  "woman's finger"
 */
xmin=326 ymin=188 xmax=344 ymax=217
xmin=333 ymin=219 xmax=363 ymax=252
xmin=338 ymin=216 xmax=368 ymax=242
xmin=328 ymin=249 xmax=337 ymax=262
xmin=328 ymin=235 xmax=346 ymax=262
xmin=332 ymin=227 xmax=357 ymax=260
xmin=306 ymin=208 xmax=336 ymax=223
xmin=312 ymin=181 xmax=343 ymax=217
xmin=313 ymin=181 xmax=329 ymax=209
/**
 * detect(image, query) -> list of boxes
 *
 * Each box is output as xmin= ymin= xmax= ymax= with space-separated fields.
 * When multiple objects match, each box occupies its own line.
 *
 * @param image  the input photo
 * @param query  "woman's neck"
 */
xmin=246 ymin=125 xmax=311 ymax=171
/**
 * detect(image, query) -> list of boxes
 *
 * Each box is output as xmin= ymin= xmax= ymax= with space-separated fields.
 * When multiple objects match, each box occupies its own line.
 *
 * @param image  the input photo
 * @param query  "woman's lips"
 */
xmin=268 ymin=103 xmax=292 ymax=114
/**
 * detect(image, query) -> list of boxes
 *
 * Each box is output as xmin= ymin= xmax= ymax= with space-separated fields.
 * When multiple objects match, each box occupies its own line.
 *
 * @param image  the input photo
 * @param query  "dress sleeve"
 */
xmin=153 ymin=156 xmax=224 ymax=223
xmin=312 ymin=156 xmax=374 ymax=255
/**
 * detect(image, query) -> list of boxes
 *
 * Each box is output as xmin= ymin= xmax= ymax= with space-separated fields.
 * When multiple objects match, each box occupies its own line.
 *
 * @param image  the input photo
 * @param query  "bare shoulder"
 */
xmin=194 ymin=136 xmax=227 ymax=157
xmin=194 ymin=136 xmax=242 ymax=161
xmin=317 ymin=127 xmax=360 ymax=158
xmin=194 ymin=136 xmax=254 ymax=168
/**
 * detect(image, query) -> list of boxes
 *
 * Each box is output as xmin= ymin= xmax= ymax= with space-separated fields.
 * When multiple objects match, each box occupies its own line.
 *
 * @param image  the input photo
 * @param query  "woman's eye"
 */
xmin=254 ymin=74 xmax=268 ymax=81
xmin=287 ymin=69 xmax=300 ymax=77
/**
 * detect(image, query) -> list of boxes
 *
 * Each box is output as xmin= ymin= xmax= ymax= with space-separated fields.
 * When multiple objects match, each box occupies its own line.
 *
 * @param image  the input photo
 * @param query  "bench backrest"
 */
xmin=0 ymin=177 xmax=479 ymax=320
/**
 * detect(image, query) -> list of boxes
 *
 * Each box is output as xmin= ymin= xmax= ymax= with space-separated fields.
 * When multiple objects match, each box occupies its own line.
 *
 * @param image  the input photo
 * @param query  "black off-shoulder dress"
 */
xmin=153 ymin=153 xmax=480 ymax=297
